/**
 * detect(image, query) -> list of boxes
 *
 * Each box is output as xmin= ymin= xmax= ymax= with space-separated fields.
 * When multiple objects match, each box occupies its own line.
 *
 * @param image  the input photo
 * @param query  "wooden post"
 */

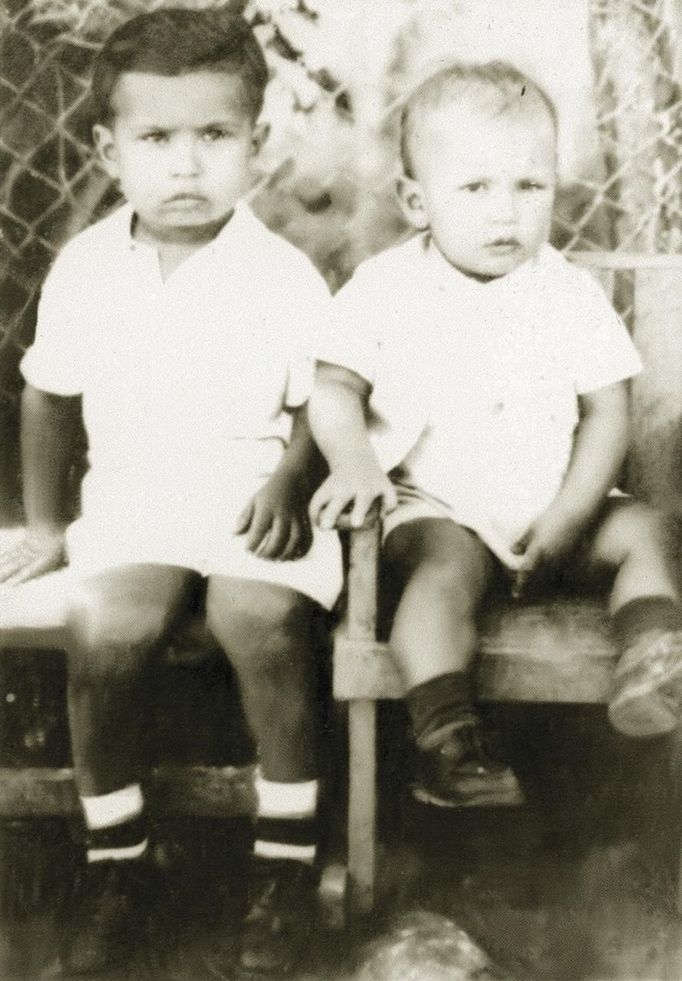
xmin=344 ymin=519 xmax=381 ymax=916
xmin=629 ymin=262 xmax=682 ymax=515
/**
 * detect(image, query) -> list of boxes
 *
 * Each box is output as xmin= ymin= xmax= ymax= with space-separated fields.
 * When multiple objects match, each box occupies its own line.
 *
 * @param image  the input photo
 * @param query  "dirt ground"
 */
xmin=1 ymin=702 xmax=682 ymax=981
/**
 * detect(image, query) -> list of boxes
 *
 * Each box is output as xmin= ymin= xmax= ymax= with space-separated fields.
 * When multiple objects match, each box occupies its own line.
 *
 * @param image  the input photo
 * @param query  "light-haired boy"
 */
xmin=0 ymin=9 xmax=341 ymax=976
xmin=310 ymin=61 xmax=682 ymax=810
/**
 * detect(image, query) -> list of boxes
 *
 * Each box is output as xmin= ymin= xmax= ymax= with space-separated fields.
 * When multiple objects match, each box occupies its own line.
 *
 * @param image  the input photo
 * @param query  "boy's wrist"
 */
xmin=328 ymin=445 xmax=380 ymax=475
xmin=25 ymin=521 xmax=67 ymax=538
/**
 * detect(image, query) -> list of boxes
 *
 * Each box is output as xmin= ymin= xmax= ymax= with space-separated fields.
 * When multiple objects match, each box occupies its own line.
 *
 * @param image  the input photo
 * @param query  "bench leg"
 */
xmin=348 ymin=699 xmax=377 ymax=918
xmin=671 ymin=730 xmax=682 ymax=916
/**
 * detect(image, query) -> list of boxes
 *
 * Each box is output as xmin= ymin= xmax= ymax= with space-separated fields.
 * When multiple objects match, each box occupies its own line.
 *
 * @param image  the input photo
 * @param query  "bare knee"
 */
xmin=388 ymin=521 xmax=491 ymax=618
xmin=207 ymin=585 xmax=312 ymax=672
xmin=598 ymin=502 xmax=674 ymax=566
xmin=67 ymin=582 xmax=174 ymax=683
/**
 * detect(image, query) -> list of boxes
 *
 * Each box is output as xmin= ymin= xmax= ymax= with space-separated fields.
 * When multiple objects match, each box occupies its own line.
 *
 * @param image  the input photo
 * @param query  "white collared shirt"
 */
xmin=317 ymin=235 xmax=642 ymax=556
xmin=22 ymin=201 xmax=330 ymax=515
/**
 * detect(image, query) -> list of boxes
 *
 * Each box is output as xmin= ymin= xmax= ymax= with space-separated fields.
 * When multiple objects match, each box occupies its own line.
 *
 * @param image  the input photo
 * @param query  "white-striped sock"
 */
xmin=81 ymin=784 xmax=144 ymax=831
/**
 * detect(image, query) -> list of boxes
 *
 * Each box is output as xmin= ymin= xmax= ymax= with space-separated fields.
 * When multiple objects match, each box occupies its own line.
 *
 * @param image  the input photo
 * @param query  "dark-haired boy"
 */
xmin=0 ymin=9 xmax=341 ymax=976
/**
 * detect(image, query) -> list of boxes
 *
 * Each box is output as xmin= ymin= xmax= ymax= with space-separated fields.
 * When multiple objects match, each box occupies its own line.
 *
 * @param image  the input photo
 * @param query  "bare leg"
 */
xmin=206 ymin=577 xmax=320 ymax=781
xmin=66 ymin=564 xmax=193 ymax=795
xmin=384 ymin=518 xmax=495 ymax=689
xmin=585 ymin=502 xmax=682 ymax=737
xmin=61 ymin=564 xmax=194 ymax=975
xmin=585 ymin=500 xmax=679 ymax=613
xmin=206 ymin=577 xmax=323 ymax=975
xmin=383 ymin=519 xmax=522 ymax=806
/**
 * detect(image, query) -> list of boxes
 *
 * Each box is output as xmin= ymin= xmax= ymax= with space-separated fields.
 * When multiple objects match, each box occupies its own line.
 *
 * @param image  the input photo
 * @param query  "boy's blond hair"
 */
xmin=400 ymin=60 xmax=557 ymax=178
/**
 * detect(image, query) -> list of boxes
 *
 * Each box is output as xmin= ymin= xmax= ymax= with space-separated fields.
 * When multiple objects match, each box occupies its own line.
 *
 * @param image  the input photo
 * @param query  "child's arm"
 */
xmin=512 ymin=380 xmax=629 ymax=596
xmin=234 ymin=405 xmax=325 ymax=561
xmin=0 ymin=384 xmax=81 ymax=584
xmin=308 ymin=362 xmax=397 ymax=529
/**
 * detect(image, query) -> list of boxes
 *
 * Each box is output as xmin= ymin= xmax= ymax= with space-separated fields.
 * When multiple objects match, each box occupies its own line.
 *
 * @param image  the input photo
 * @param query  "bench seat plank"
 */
xmin=334 ymin=598 xmax=618 ymax=704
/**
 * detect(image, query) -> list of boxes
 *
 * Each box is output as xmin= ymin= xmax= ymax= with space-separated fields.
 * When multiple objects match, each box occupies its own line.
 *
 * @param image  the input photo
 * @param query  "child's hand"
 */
xmin=0 ymin=528 xmax=66 ymax=586
xmin=309 ymin=462 xmax=397 ymax=530
xmin=234 ymin=471 xmax=312 ymax=561
xmin=510 ymin=506 xmax=585 ymax=598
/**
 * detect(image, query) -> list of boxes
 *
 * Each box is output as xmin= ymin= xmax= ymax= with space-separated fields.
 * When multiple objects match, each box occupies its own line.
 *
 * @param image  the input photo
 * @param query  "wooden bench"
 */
xmin=332 ymin=252 xmax=682 ymax=918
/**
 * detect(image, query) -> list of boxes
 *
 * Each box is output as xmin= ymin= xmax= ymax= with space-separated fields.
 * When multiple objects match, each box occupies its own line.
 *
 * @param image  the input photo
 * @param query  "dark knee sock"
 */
xmin=406 ymin=671 xmax=474 ymax=746
xmin=613 ymin=596 xmax=682 ymax=652
xmin=81 ymin=785 xmax=149 ymax=863
xmin=253 ymin=770 xmax=318 ymax=866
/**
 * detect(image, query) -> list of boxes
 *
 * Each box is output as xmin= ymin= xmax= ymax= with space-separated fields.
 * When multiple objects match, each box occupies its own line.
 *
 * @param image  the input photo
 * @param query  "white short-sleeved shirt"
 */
xmin=21 ymin=202 xmax=342 ymax=608
xmin=317 ymin=235 xmax=642 ymax=566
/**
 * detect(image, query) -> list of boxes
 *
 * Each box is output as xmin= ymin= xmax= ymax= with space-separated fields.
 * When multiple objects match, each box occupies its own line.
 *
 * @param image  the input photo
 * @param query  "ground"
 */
xmin=1 ymin=659 xmax=681 ymax=980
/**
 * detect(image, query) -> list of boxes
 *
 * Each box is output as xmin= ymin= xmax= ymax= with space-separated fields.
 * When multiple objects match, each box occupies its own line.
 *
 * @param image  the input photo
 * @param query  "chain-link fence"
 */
xmin=1 ymin=0 xmax=681 ymax=509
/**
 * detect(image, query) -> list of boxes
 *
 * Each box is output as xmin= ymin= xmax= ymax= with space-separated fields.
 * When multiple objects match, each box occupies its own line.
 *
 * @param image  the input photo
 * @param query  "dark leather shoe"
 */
xmin=412 ymin=715 xmax=524 ymax=808
xmin=60 ymin=859 xmax=151 ymax=975
xmin=238 ymin=858 xmax=317 ymax=977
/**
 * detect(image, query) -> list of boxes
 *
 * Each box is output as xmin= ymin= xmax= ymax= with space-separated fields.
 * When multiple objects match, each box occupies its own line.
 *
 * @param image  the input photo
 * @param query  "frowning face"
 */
xmin=94 ymin=70 xmax=261 ymax=245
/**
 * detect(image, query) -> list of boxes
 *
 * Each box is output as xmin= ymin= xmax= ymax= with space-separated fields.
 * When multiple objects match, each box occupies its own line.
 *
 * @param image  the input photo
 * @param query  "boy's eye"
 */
xmin=518 ymin=179 xmax=545 ymax=191
xmin=201 ymin=127 xmax=233 ymax=142
xmin=141 ymin=131 xmax=168 ymax=144
xmin=461 ymin=181 xmax=486 ymax=193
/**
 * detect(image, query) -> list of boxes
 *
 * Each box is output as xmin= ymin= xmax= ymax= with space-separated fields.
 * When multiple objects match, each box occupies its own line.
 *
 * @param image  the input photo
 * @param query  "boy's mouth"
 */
xmin=164 ymin=193 xmax=207 ymax=207
xmin=485 ymin=238 xmax=521 ymax=254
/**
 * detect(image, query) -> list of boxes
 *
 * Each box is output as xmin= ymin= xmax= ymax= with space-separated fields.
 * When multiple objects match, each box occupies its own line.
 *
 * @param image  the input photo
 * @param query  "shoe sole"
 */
xmin=609 ymin=657 xmax=682 ymax=738
xmin=411 ymin=773 xmax=525 ymax=809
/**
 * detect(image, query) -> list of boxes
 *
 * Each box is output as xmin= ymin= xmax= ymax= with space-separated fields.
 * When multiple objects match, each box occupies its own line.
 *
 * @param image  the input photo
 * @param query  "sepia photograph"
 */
xmin=0 ymin=0 xmax=681 ymax=978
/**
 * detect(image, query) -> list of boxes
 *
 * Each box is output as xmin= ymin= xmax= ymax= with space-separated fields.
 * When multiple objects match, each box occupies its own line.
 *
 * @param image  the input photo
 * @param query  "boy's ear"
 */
xmin=92 ymin=124 xmax=120 ymax=179
xmin=251 ymin=122 xmax=269 ymax=156
xmin=397 ymin=174 xmax=428 ymax=231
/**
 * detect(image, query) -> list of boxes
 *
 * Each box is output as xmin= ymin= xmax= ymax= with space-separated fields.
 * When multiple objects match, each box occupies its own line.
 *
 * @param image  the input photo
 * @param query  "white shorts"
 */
xmin=383 ymin=482 xmax=630 ymax=572
xmin=66 ymin=516 xmax=342 ymax=612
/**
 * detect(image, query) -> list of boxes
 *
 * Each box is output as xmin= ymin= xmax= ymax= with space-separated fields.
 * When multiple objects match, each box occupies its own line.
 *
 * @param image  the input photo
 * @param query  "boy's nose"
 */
xmin=489 ymin=188 xmax=517 ymax=223
xmin=170 ymin=137 xmax=201 ymax=176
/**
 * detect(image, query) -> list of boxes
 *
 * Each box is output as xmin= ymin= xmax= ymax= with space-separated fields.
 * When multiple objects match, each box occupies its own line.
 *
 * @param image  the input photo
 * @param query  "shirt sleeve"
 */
xmin=570 ymin=267 xmax=643 ymax=394
xmin=20 ymin=245 xmax=88 ymax=396
xmin=314 ymin=263 xmax=383 ymax=386
xmin=282 ymin=258 xmax=333 ymax=409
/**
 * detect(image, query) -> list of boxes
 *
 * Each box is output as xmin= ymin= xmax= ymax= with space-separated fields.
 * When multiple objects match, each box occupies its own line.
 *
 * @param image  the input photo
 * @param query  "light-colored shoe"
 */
xmin=608 ymin=629 xmax=682 ymax=738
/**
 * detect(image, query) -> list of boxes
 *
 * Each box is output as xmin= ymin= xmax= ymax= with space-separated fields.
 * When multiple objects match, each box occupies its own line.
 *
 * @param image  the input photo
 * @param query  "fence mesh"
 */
xmin=1 ymin=0 xmax=681 ymax=417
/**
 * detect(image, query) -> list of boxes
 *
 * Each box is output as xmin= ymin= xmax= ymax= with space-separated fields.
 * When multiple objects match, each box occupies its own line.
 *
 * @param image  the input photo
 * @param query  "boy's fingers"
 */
xmin=3 ymin=554 xmax=55 ymax=586
xmin=0 ymin=551 xmax=23 ymax=582
xmin=257 ymin=515 xmax=288 ymax=559
xmin=381 ymin=483 xmax=398 ymax=516
xmin=0 ymin=546 xmax=46 ymax=583
xmin=309 ymin=485 xmax=332 ymax=526
xmin=234 ymin=500 xmax=254 ymax=535
xmin=280 ymin=520 xmax=306 ymax=562
xmin=319 ymin=495 xmax=348 ymax=531
xmin=245 ymin=506 xmax=273 ymax=552
xmin=349 ymin=492 xmax=374 ymax=529
xmin=510 ymin=532 xmax=530 ymax=555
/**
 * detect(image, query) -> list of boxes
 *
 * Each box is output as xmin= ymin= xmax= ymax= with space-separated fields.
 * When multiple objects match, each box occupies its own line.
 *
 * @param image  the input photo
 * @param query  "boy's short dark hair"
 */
xmin=92 ymin=8 xmax=268 ymax=123
xmin=400 ymin=60 xmax=557 ymax=178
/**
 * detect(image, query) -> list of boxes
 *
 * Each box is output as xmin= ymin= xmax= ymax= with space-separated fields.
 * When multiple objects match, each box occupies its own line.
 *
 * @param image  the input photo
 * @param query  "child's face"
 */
xmin=94 ymin=71 xmax=260 ymax=244
xmin=400 ymin=101 xmax=557 ymax=279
